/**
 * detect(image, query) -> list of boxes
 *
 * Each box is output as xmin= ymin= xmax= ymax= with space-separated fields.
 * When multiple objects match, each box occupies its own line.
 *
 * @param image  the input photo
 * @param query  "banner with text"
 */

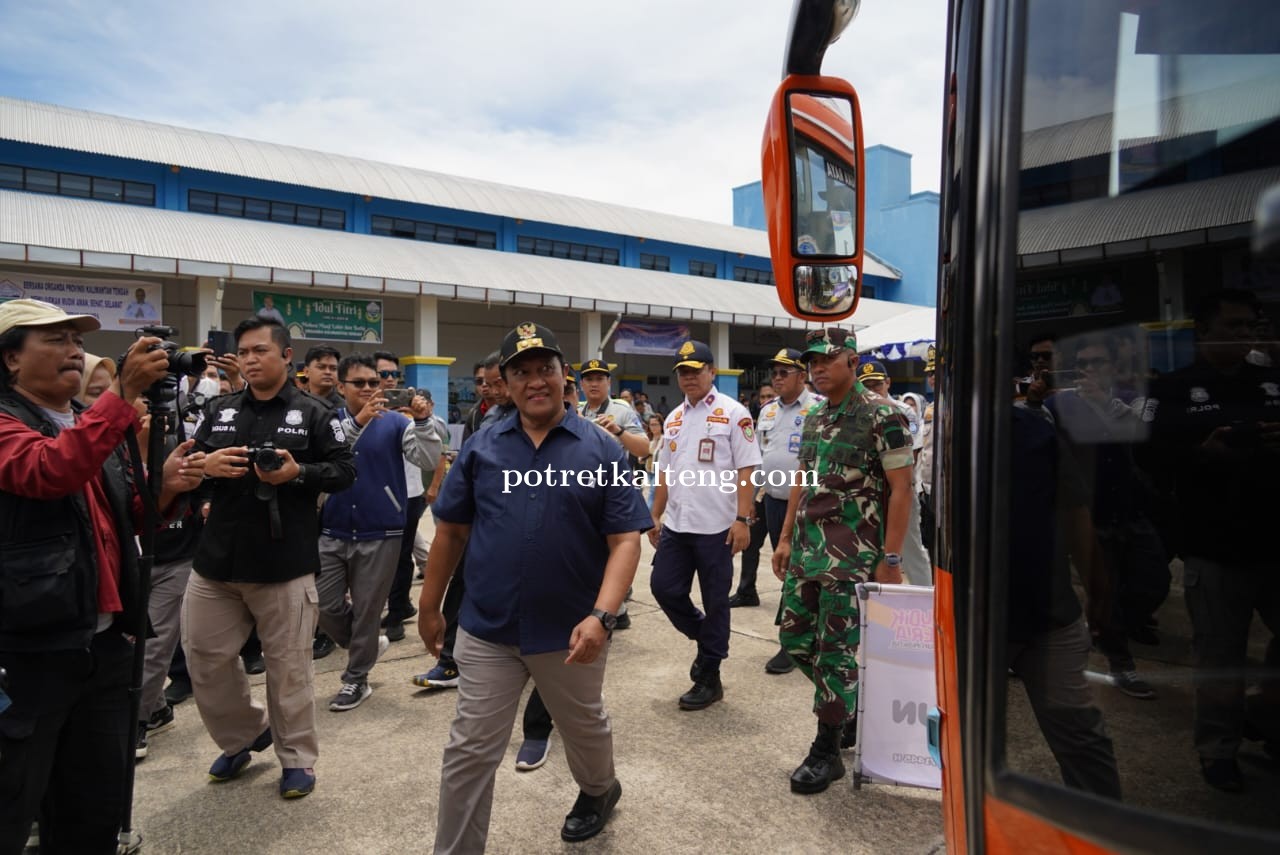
xmin=612 ymin=321 xmax=691 ymax=356
xmin=854 ymin=583 xmax=941 ymax=790
xmin=252 ymin=291 xmax=383 ymax=343
xmin=0 ymin=272 xmax=163 ymax=329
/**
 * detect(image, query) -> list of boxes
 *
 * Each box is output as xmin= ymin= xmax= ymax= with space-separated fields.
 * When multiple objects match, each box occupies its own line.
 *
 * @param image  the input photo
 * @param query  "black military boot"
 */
xmin=678 ymin=666 xmax=723 ymax=710
xmin=790 ymin=722 xmax=846 ymax=794
xmin=840 ymin=711 xmax=858 ymax=749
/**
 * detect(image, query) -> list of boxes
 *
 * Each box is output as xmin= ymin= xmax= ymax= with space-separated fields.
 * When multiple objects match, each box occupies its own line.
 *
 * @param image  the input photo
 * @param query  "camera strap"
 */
xmin=253 ymin=481 xmax=284 ymax=540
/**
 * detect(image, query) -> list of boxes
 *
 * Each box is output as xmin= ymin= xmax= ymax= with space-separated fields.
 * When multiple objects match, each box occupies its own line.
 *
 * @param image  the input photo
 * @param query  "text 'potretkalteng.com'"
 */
xmin=501 ymin=462 xmax=819 ymax=495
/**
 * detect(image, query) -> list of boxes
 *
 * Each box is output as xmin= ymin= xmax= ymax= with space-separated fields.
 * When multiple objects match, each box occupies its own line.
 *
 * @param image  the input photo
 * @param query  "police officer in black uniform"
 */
xmin=1143 ymin=289 xmax=1280 ymax=792
xmin=186 ymin=315 xmax=355 ymax=799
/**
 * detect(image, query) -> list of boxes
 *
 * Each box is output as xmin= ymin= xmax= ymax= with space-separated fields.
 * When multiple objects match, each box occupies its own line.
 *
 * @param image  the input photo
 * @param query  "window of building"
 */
xmin=59 ymin=173 xmax=92 ymax=198
xmin=733 ymin=266 xmax=775 ymax=285
xmin=640 ymin=253 xmax=671 ymax=271
xmin=517 ymin=234 xmax=619 ymax=265
xmin=187 ymin=189 xmax=344 ymax=230
xmin=689 ymin=259 xmax=718 ymax=278
xmin=370 ymin=214 xmax=497 ymax=249
xmin=0 ymin=163 xmax=155 ymax=207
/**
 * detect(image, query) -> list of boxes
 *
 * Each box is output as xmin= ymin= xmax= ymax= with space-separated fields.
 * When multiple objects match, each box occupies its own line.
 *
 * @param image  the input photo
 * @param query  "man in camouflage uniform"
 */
xmin=771 ymin=327 xmax=915 ymax=794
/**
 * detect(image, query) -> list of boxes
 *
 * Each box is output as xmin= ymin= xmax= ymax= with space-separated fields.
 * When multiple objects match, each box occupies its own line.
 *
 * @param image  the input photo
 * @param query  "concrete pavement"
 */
xmin=131 ymin=520 xmax=946 ymax=854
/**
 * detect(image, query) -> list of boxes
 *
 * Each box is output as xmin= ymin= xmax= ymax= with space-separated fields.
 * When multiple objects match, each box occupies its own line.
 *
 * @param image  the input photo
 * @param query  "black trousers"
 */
xmin=439 ymin=558 xmax=467 ymax=667
xmin=737 ymin=495 xmax=789 ymax=595
xmin=387 ymin=494 xmax=428 ymax=622
xmin=523 ymin=688 xmax=554 ymax=740
xmin=0 ymin=631 xmax=135 ymax=855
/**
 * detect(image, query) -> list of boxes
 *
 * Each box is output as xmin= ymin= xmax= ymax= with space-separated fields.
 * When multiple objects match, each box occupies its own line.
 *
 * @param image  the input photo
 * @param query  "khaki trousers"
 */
xmin=433 ymin=628 xmax=615 ymax=855
xmin=182 ymin=572 xmax=320 ymax=768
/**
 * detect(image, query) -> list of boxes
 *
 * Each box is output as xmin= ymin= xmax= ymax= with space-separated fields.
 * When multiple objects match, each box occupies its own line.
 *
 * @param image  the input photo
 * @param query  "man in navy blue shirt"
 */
xmin=419 ymin=322 xmax=650 ymax=852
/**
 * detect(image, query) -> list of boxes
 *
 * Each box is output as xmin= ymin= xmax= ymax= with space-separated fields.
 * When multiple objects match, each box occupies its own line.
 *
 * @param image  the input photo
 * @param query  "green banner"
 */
xmin=252 ymin=291 xmax=382 ymax=343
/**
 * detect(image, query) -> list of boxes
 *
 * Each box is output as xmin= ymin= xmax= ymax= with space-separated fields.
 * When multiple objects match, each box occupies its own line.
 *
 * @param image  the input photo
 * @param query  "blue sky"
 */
xmin=0 ymin=0 xmax=947 ymax=223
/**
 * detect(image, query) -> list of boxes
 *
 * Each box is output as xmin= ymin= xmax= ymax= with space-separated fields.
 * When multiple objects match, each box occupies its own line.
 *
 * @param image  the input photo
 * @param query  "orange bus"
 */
xmin=762 ymin=1 xmax=1280 ymax=852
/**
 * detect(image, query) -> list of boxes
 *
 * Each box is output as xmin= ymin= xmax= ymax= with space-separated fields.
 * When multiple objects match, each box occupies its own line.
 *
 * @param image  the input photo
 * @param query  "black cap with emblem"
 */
xmin=769 ymin=347 xmax=805 ymax=369
xmin=580 ymin=358 xmax=611 ymax=377
xmin=499 ymin=322 xmax=563 ymax=367
xmin=673 ymin=340 xmax=714 ymax=371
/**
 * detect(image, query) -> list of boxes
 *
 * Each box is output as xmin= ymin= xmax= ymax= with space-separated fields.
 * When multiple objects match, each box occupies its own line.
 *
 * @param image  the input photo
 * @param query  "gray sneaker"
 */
xmin=1111 ymin=670 xmax=1155 ymax=700
xmin=329 ymin=681 xmax=372 ymax=711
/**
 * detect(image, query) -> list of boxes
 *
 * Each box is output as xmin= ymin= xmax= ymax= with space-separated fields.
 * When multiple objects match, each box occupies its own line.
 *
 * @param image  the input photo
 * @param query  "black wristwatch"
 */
xmin=590 ymin=608 xmax=617 ymax=632
xmin=735 ymin=515 xmax=756 ymax=526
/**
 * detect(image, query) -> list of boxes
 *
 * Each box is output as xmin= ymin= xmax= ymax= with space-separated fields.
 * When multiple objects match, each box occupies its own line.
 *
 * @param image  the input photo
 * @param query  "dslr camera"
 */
xmin=119 ymin=324 xmax=208 ymax=413
xmin=245 ymin=441 xmax=285 ymax=472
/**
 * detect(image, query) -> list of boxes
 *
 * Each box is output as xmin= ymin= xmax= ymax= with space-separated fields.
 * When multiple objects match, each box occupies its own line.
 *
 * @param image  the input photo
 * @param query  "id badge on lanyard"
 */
xmin=698 ymin=437 xmax=715 ymax=463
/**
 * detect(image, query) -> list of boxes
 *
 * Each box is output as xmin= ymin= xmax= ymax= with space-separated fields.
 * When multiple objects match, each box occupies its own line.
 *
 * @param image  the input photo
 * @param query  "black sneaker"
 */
xmin=614 ymin=611 xmax=631 ymax=631
xmin=765 ymin=648 xmax=795 ymax=675
xmin=147 ymin=703 xmax=176 ymax=735
xmin=164 ymin=678 xmax=193 ymax=706
xmin=385 ymin=621 xmax=406 ymax=642
xmin=1200 ymin=757 xmax=1243 ymax=792
xmin=242 ymin=652 xmax=266 ymax=675
xmin=135 ymin=721 xmax=149 ymax=761
xmin=728 ymin=590 xmax=760 ymax=608
xmin=312 ymin=633 xmax=336 ymax=660
xmin=329 ymin=681 xmax=372 ymax=712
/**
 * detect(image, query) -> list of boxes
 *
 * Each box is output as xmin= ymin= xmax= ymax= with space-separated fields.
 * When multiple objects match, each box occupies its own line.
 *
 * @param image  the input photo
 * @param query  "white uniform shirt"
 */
xmin=658 ymin=388 xmax=762 ymax=534
xmin=756 ymin=390 xmax=820 ymax=500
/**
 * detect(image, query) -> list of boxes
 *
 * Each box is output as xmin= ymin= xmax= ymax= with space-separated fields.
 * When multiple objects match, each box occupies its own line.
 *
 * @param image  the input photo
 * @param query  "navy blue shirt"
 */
xmin=432 ymin=407 xmax=652 ymax=654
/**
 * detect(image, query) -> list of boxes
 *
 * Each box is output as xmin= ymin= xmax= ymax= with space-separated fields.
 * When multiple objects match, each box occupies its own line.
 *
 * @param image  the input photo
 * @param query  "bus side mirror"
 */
xmin=762 ymin=77 xmax=865 ymax=321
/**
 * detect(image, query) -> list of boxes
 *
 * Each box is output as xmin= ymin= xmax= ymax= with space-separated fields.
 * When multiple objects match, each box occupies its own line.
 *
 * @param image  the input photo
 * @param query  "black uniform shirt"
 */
xmin=192 ymin=382 xmax=355 ymax=583
xmin=1145 ymin=360 xmax=1280 ymax=565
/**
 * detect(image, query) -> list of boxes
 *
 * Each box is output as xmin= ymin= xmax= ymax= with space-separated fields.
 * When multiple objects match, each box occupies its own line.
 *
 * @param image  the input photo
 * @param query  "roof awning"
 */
xmin=0 ymin=190 xmax=921 ymax=331
xmin=1018 ymin=167 xmax=1279 ymax=263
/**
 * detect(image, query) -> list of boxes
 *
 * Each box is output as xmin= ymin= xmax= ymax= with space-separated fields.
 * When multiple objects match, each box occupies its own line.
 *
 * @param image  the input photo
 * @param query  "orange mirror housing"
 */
xmin=762 ymin=75 xmax=865 ymax=321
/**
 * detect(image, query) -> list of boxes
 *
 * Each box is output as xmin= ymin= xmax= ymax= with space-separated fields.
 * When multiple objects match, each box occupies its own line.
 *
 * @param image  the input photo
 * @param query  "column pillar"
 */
xmin=195 ymin=276 xmax=223 ymax=337
xmin=405 ymin=295 xmax=453 ymax=424
xmin=716 ymin=369 xmax=743 ymax=401
xmin=709 ymin=321 xmax=731 ymax=366
xmin=579 ymin=311 xmax=602 ymax=361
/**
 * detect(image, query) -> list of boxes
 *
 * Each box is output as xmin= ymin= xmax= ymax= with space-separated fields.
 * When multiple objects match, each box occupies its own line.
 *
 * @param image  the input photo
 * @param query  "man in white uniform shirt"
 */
xmin=648 ymin=340 xmax=762 ymax=710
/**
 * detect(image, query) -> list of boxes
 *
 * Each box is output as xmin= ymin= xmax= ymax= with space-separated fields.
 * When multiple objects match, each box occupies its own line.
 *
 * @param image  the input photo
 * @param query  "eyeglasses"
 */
xmin=342 ymin=378 xmax=378 ymax=389
xmin=378 ymin=369 xmax=402 ymax=380
xmin=771 ymin=367 xmax=801 ymax=377
xmin=507 ymin=363 xmax=563 ymax=381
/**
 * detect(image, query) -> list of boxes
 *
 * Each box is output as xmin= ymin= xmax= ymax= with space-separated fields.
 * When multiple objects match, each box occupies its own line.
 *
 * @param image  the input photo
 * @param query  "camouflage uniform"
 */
xmin=779 ymin=381 xmax=913 ymax=726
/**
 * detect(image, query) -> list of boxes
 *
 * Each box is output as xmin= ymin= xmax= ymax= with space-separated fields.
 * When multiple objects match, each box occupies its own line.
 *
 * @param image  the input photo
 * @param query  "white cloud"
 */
xmin=0 ymin=0 xmax=947 ymax=223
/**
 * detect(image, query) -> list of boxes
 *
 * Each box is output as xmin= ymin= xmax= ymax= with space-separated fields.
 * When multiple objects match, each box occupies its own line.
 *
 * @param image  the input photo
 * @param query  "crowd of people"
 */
xmin=9 ymin=289 xmax=1270 ymax=852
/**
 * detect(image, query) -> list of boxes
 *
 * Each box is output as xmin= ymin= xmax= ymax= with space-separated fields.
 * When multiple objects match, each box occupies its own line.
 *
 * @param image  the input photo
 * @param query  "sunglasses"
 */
xmin=805 ymin=326 xmax=850 ymax=343
xmin=378 ymin=369 xmax=402 ymax=380
xmin=342 ymin=378 xmax=379 ymax=389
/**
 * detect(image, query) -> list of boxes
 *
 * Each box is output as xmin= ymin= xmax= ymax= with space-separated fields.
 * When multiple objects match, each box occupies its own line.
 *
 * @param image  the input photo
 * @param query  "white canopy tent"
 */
xmin=855 ymin=307 xmax=936 ymax=362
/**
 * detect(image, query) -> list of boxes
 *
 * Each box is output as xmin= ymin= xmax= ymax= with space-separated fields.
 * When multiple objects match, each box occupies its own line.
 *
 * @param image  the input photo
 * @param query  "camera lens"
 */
xmin=254 ymin=447 xmax=283 ymax=471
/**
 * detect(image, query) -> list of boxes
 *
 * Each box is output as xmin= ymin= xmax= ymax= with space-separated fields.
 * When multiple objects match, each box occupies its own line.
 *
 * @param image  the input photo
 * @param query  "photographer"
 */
xmin=185 ymin=317 xmax=355 ymax=800
xmin=317 ymin=354 xmax=441 ymax=711
xmin=0 ymin=299 xmax=205 ymax=854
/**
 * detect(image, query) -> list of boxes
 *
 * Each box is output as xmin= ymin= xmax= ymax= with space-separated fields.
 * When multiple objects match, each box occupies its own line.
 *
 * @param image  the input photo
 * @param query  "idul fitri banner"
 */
xmin=0 ymin=272 xmax=163 ymax=328
xmin=252 ymin=291 xmax=382 ymax=343
xmin=613 ymin=321 xmax=691 ymax=355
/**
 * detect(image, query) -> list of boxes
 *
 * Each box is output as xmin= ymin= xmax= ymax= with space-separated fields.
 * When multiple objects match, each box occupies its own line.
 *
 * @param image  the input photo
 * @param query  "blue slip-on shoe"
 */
xmin=515 ymin=738 xmax=550 ymax=771
xmin=280 ymin=767 xmax=316 ymax=799
xmin=208 ymin=727 xmax=272 ymax=782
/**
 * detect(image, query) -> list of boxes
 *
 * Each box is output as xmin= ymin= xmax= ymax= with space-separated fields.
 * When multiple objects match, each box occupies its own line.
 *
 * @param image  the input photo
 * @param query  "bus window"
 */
xmin=995 ymin=0 xmax=1280 ymax=834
